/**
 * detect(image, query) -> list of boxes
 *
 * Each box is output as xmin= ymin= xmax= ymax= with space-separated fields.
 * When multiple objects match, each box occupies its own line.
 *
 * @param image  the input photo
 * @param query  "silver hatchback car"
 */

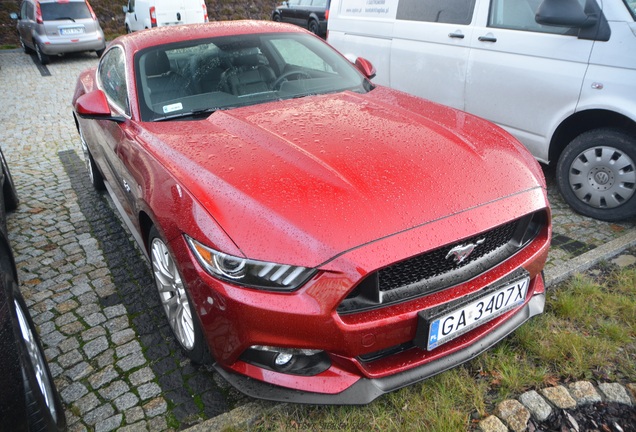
xmin=11 ymin=0 xmax=106 ymax=65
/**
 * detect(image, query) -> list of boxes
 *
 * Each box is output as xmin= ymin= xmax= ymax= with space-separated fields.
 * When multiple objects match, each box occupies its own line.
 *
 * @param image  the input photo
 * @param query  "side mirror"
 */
xmin=354 ymin=57 xmax=376 ymax=80
xmin=9 ymin=12 xmax=19 ymax=20
xmin=122 ymin=6 xmax=129 ymax=13
xmin=75 ymin=90 xmax=125 ymax=123
xmin=535 ymin=0 xmax=596 ymax=28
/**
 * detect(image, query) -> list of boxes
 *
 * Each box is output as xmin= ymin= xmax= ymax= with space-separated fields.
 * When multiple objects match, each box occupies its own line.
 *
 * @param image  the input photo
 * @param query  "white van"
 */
xmin=328 ymin=0 xmax=636 ymax=221
xmin=123 ymin=0 xmax=208 ymax=33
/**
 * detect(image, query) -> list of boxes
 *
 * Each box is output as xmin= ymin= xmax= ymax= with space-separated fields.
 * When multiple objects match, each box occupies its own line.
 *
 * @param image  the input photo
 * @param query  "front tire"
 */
xmin=556 ymin=128 xmax=636 ymax=221
xmin=79 ymin=129 xmax=105 ymax=191
xmin=148 ymin=226 xmax=209 ymax=364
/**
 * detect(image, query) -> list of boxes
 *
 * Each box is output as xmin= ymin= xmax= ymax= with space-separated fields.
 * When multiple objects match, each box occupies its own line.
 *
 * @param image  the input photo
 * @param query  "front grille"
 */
xmin=337 ymin=211 xmax=545 ymax=314
xmin=379 ymin=222 xmax=517 ymax=292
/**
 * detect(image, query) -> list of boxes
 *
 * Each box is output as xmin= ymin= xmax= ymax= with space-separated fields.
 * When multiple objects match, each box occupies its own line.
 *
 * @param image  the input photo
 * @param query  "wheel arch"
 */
xmin=138 ymin=210 xmax=155 ymax=253
xmin=549 ymin=109 xmax=636 ymax=164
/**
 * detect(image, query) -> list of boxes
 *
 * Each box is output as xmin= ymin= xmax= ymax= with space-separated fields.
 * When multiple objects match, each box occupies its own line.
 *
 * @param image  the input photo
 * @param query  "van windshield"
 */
xmin=625 ymin=0 xmax=636 ymax=18
xmin=134 ymin=32 xmax=373 ymax=122
xmin=41 ymin=2 xmax=91 ymax=21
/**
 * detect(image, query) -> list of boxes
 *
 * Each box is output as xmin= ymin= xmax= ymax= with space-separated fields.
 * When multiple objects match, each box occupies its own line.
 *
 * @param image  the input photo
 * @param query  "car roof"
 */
xmin=114 ymin=20 xmax=308 ymax=54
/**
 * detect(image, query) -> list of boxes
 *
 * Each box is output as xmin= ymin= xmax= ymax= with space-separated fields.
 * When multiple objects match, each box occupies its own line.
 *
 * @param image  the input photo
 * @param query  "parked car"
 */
xmin=71 ymin=21 xmax=551 ymax=404
xmin=272 ymin=0 xmax=330 ymax=36
xmin=123 ymin=0 xmax=209 ymax=33
xmin=0 ymin=148 xmax=67 ymax=430
xmin=328 ymin=0 xmax=636 ymax=222
xmin=10 ymin=0 xmax=106 ymax=65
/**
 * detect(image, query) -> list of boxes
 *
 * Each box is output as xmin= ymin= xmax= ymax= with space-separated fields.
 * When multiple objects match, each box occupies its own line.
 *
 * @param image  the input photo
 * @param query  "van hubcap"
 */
xmin=569 ymin=146 xmax=636 ymax=209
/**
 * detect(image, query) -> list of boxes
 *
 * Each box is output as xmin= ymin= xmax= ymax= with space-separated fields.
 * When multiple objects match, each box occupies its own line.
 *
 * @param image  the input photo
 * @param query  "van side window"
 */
xmin=488 ymin=0 xmax=579 ymax=34
xmin=98 ymin=47 xmax=130 ymax=116
xmin=396 ymin=0 xmax=476 ymax=24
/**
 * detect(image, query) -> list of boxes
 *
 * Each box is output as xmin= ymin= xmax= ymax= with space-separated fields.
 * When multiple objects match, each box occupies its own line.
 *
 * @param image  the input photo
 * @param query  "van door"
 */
xmin=390 ymin=0 xmax=478 ymax=110
xmin=154 ymin=0 xmax=205 ymax=27
xmin=327 ymin=0 xmax=398 ymax=87
xmin=465 ymin=0 xmax=594 ymax=162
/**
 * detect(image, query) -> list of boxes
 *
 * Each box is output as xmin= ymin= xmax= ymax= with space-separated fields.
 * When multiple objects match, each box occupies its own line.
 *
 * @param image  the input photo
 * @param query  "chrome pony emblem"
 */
xmin=445 ymin=239 xmax=485 ymax=265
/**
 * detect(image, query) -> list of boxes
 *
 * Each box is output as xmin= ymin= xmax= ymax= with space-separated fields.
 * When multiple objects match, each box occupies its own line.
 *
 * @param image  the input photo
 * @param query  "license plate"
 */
xmin=60 ymin=27 xmax=84 ymax=35
xmin=426 ymin=276 xmax=529 ymax=351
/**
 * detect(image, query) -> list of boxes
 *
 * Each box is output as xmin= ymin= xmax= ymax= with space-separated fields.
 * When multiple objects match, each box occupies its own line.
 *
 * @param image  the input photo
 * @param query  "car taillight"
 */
xmin=35 ymin=1 xmax=43 ymax=24
xmin=150 ymin=6 xmax=157 ymax=27
xmin=202 ymin=2 xmax=208 ymax=22
xmin=325 ymin=9 xmax=329 ymax=20
xmin=85 ymin=0 xmax=97 ymax=21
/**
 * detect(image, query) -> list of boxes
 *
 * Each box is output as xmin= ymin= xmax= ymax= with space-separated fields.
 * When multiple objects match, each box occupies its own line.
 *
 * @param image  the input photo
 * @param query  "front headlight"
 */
xmin=186 ymin=236 xmax=317 ymax=291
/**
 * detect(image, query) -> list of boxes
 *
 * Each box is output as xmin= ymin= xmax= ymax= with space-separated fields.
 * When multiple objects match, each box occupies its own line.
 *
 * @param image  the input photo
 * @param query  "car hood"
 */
xmin=142 ymin=87 xmax=545 ymax=267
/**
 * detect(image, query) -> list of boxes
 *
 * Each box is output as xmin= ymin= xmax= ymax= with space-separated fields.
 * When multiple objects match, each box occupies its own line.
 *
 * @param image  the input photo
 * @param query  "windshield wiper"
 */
xmin=55 ymin=16 xmax=76 ymax=22
xmin=152 ymin=108 xmax=218 ymax=122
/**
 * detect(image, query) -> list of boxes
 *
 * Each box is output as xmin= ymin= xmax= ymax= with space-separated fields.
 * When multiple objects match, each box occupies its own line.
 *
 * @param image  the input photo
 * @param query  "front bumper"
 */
xmin=175 ymin=187 xmax=551 ymax=402
xmin=214 ymin=291 xmax=545 ymax=404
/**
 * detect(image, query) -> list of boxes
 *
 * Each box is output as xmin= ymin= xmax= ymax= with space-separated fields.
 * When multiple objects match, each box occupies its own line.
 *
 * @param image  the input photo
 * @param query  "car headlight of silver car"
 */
xmin=186 ymin=236 xmax=317 ymax=291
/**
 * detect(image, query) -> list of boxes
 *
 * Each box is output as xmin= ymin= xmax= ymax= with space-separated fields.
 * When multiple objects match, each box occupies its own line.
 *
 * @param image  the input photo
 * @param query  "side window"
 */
xmin=21 ymin=1 xmax=32 ymax=20
xmin=488 ymin=0 xmax=578 ymax=34
xmin=270 ymin=39 xmax=335 ymax=73
xmin=98 ymin=47 xmax=130 ymax=116
xmin=396 ymin=0 xmax=476 ymax=24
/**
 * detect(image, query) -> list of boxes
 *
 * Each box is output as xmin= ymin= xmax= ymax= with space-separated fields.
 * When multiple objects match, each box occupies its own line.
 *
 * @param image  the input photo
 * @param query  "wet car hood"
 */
xmin=141 ymin=87 xmax=545 ymax=267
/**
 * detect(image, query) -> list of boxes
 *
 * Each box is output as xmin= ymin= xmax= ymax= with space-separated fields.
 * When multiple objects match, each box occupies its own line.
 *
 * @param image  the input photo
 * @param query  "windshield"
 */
xmin=41 ymin=1 xmax=92 ymax=21
xmin=626 ymin=0 xmax=636 ymax=19
xmin=134 ymin=32 xmax=372 ymax=122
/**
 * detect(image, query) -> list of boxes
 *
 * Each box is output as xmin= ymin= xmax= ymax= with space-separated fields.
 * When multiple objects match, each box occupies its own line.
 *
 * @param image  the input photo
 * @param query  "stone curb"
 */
xmin=544 ymin=228 xmax=636 ymax=287
xmin=479 ymin=381 xmax=636 ymax=432
xmin=187 ymin=239 xmax=636 ymax=431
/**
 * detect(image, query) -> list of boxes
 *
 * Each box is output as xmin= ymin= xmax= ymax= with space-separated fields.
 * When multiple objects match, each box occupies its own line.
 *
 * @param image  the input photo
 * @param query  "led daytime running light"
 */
xmin=186 ymin=236 xmax=316 ymax=291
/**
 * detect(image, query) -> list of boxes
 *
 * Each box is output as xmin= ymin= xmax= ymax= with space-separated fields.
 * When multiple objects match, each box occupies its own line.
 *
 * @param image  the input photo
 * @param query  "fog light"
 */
xmin=241 ymin=345 xmax=331 ymax=376
xmin=275 ymin=352 xmax=294 ymax=366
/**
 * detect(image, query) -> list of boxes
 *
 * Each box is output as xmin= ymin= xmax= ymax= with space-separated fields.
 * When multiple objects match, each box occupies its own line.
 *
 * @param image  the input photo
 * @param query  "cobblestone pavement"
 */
xmin=0 ymin=50 xmax=635 ymax=431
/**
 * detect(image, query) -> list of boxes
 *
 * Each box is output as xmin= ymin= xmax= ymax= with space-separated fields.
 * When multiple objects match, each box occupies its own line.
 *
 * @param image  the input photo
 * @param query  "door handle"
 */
xmin=449 ymin=32 xmax=465 ymax=39
xmin=478 ymin=35 xmax=497 ymax=42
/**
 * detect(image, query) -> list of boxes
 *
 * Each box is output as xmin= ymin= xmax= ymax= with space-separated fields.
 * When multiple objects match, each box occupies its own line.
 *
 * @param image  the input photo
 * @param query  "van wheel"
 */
xmin=35 ymin=44 xmax=49 ymax=65
xmin=96 ymin=48 xmax=105 ymax=58
xmin=148 ymin=226 xmax=210 ymax=364
xmin=272 ymin=14 xmax=281 ymax=22
xmin=125 ymin=24 xmax=132 ymax=34
xmin=308 ymin=19 xmax=319 ymax=34
xmin=556 ymin=128 xmax=636 ymax=221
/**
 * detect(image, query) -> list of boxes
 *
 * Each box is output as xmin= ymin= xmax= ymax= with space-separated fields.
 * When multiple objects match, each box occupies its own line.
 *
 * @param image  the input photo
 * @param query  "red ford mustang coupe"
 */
xmin=72 ymin=21 xmax=551 ymax=404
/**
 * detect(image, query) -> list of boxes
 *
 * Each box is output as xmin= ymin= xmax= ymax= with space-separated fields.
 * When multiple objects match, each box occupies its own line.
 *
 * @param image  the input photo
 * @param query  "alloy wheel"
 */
xmin=15 ymin=300 xmax=60 ymax=422
xmin=151 ymin=237 xmax=195 ymax=350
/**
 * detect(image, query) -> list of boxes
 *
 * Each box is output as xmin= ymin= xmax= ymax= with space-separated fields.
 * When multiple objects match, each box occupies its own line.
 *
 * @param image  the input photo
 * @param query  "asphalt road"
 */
xmin=1 ymin=50 xmax=634 ymax=431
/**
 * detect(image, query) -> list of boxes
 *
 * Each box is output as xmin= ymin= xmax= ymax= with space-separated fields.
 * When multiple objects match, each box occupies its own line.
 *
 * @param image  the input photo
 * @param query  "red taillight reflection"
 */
xmin=150 ymin=6 xmax=157 ymax=27
xmin=202 ymin=2 xmax=208 ymax=22
xmin=36 ymin=1 xmax=43 ymax=24
xmin=85 ymin=0 xmax=97 ymax=21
